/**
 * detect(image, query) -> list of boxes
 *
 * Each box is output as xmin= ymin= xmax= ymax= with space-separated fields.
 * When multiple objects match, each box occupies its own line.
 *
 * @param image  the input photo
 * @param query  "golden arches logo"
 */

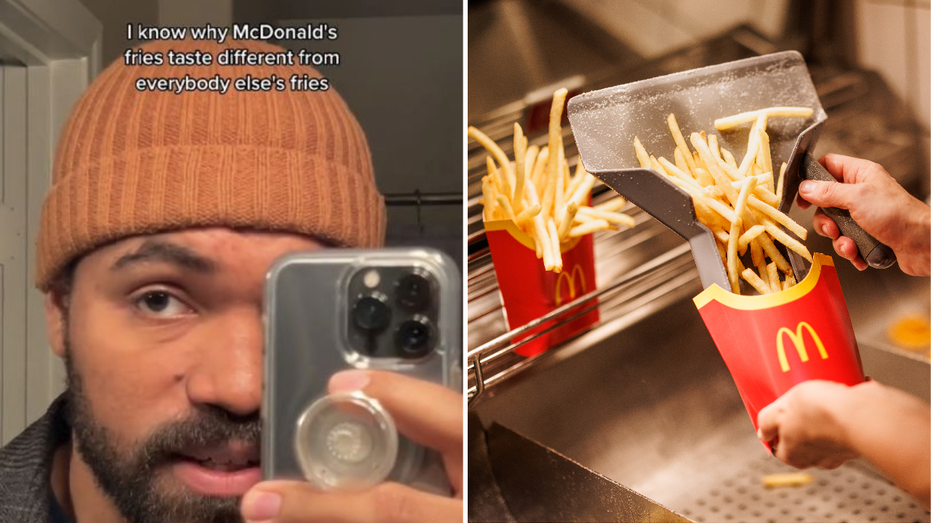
xmin=555 ymin=264 xmax=587 ymax=306
xmin=776 ymin=322 xmax=829 ymax=372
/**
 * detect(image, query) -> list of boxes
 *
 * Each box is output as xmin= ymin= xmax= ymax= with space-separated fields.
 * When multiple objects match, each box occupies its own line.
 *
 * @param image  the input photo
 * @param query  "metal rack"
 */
xmin=465 ymin=91 xmax=710 ymax=404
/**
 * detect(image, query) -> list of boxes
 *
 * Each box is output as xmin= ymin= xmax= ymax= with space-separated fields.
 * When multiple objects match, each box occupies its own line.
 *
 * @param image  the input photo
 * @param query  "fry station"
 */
xmin=466 ymin=2 xmax=930 ymax=522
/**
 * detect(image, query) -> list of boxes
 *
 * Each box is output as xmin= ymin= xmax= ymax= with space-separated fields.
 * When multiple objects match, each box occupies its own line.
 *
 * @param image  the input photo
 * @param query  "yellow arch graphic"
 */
xmin=555 ymin=264 xmax=587 ymax=306
xmin=776 ymin=322 xmax=829 ymax=372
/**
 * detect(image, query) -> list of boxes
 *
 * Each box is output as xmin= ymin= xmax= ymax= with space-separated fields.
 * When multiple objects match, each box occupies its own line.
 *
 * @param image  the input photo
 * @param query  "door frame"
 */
xmin=0 ymin=0 xmax=100 ymax=432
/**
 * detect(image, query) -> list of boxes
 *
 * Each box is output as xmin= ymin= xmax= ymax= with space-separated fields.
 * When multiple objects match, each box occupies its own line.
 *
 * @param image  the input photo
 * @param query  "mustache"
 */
xmin=137 ymin=407 xmax=261 ymax=467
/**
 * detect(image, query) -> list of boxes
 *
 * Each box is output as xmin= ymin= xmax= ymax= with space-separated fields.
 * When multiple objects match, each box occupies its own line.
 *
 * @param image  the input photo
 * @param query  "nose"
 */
xmin=185 ymin=306 xmax=263 ymax=417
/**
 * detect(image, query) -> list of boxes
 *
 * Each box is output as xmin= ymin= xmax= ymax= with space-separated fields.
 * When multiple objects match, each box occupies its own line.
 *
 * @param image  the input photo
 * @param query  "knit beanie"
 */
xmin=36 ymin=38 xmax=385 ymax=290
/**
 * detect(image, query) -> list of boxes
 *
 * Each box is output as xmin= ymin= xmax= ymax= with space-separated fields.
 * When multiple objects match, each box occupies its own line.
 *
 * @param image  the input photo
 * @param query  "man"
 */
xmin=0 ymin=37 xmax=462 ymax=523
xmin=758 ymin=154 xmax=930 ymax=508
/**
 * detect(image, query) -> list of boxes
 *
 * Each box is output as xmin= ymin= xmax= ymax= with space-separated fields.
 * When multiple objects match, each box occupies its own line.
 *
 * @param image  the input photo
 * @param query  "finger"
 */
xmin=756 ymin=402 xmax=780 ymax=443
xmin=798 ymin=180 xmax=858 ymax=210
xmin=812 ymin=209 xmax=840 ymax=239
xmin=819 ymin=153 xmax=878 ymax=184
xmin=328 ymin=370 xmax=462 ymax=455
xmin=243 ymin=480 xmax=462 ymax=523
xmin=832 ymin=236 xmax=867 ymax=270
xmin=796 ymin=191 xmax=812 ymax=210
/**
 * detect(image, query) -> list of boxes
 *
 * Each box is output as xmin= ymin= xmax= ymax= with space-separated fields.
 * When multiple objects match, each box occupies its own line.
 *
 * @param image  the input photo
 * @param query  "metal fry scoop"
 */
xmin=567 ymin=51 xmax=895 ymax=293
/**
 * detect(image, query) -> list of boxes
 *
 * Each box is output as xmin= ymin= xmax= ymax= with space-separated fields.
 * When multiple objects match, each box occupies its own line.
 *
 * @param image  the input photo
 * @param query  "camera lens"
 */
xmin=395 ymin=273 xmax=432 ymax=313
xmin=352 ymin=294 xmax=390 ymax=333
xmin=394 ymin=318 xmax=434 ymax=358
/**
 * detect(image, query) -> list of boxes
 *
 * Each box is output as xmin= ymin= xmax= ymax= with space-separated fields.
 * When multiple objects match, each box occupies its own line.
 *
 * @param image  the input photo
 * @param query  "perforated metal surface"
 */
xmin=678 ymin=457 xmax=929 ymax=523
xmin=625 ymin=416 xmax=930 ymax=523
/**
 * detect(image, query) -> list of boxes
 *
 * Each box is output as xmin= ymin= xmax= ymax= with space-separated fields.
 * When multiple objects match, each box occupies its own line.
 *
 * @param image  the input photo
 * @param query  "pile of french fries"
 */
xmin=469 ymin=88 xmax=634 ymax=273
xmin=634 ymin=107 xmax=814 ymax=295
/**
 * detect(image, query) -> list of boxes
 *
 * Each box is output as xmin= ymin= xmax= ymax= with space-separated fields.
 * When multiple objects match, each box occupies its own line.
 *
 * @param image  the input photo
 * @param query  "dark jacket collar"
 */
xmin=0 ymin=395 xmax=71 ymax=523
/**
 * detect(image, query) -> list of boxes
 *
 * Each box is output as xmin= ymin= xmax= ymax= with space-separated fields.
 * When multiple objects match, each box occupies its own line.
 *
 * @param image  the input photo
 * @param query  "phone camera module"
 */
xmin=395 ymin=273 xmax=432 ymax=313
xmin=394 ymin=318 xmax=434 ymax=358
xmin=352 ymin=293 xmax=391 ymax=334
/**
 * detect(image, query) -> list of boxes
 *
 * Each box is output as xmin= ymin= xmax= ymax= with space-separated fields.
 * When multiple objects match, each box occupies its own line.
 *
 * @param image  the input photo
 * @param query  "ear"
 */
xmin=44 ymin=291 xmax=67 ymax=358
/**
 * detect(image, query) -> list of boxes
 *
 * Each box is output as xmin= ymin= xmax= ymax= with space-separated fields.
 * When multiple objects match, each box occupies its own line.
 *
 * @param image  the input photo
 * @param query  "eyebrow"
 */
xmin=111 ymin=239 xmax=217 ymax=274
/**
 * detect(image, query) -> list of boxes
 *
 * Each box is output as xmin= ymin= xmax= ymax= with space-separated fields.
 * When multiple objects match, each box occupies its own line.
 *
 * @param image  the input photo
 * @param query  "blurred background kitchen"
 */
xmin=467 ymin=1 xmax=930 ymax=522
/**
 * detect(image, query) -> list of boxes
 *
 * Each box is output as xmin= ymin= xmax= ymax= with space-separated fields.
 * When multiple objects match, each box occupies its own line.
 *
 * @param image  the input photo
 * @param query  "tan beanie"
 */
xmin=36 ymin=38 xmax=385 ymax=290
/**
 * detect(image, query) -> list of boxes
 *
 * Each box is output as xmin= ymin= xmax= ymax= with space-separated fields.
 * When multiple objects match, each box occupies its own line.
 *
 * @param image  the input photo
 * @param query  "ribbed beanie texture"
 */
xmin=36 ymin=38 xmax=385 ymax=289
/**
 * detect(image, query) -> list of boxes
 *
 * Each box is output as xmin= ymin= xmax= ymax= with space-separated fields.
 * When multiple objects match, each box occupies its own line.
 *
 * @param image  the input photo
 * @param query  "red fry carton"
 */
xmin=693 ymin=253 xmax=865 ymax=442
xmin=485 ymin=218 xmax=600 ymax=357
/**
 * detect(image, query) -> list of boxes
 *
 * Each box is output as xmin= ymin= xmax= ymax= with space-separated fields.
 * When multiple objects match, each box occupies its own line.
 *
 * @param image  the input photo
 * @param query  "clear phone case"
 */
xmin=262 ymin=248 xmax=461 ymax=493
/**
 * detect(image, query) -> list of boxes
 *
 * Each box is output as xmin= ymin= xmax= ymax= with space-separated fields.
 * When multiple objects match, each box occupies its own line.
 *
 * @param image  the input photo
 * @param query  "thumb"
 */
xmin=798 ymin=179 xmax=858 ymax=210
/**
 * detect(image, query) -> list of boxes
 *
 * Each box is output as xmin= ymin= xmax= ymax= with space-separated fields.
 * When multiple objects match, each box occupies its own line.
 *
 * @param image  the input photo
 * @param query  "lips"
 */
xmin=172 ymin=442 xmax=262 ymax=496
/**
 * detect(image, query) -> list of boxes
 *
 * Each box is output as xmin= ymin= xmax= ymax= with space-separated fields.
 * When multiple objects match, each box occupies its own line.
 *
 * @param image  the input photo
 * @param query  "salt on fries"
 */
xmin=469 ymin=88 xmax=635 ymax=273
xmin=635 ymin=107 xmax=813 ymax=295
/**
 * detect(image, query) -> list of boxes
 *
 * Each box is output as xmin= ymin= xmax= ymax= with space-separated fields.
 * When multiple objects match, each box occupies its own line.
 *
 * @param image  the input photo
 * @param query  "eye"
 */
xmin=135 ymin=290 xmax=193 ymax=318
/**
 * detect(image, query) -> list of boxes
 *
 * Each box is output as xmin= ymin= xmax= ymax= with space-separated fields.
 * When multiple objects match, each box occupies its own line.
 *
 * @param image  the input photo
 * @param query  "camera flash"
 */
xmin=363 ymin=269 xmax=380 ymax=288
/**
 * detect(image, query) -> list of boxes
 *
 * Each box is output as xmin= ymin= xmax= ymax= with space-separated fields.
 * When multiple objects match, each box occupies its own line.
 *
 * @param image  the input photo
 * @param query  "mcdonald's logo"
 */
xmin=555 ymin=264 xmax=587 ymax=306
xmin=776 ymin=322 xmax=829 ymax=372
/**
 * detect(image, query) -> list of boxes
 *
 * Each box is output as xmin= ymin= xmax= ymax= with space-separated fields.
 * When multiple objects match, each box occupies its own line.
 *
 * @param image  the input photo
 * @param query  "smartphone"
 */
xmin=262 ymin=247 xmax=461 ymax=493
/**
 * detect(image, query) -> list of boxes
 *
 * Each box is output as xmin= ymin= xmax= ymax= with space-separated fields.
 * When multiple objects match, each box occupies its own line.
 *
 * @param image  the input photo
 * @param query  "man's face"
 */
xmin=50 ymin=228 xmax=327 ymax=523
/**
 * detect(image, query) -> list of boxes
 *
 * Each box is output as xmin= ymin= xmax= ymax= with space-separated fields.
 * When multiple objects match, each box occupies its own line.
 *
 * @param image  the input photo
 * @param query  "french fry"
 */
xmin=761 ymin=472 xmax=814 ymax=488
xmin=667 ymin=113 xmax=697 ymax=172
xmin=577 ymin=206 xmax=636 ymax=228
xmin=533 ymin=214 xmax=551 ymax=265
xmin=524 ymin=144 xmax=540 ymax=183
xmin=486 ymin=156 xmax=502 ymax=195
xmin=738 ymin=224 xmax=766 ymax=251
xmin=634 ymin=136 xmax=651 ymax=169
xmin=708 ymin=133 xmax=721 ymax=161
xmin=565 ymin=160 xmax=586 ymax=199
xmin=547 ymin=218 xmax=563 ymax=272
xmin=481 ymin=176 xmax=497 ymax=221
xmin=472 ymin=87 xmax=637 ymax=275
xmin=531 ymin=146 xmax=549 ymax=194
xmin=496 ymin=194 xmax=516 ymax=221
xmin=634 ymin=107 xmax=813 ymax=294
xmin=721 ymin=147 xmax=738 ymax=170
xmin=741 ymin=267 xmax=770 ymax=295
xmin=593 ymin=196 xmax=627 ymax=213
xmin=569 ymin=172 xmax=597 ymax=208
xmin=658 ymin=156 xmax=702 ymax=190
xmin=757 ymin=259 xmax=772 ymax=293
xmin=757 ymin=127 xmax=773 ymax=178
xmin=554 ymin=146 xmax=566 ymax=217
xmin=748 ymin=196 xmax=807 ymax=240
xmin=469 ymin=126 xmax=513 ymax=200
xmin=714 ymin=107 xmax=814 ymax=131
xmin=762 ymin=219 xmax=812 ymax=262
xmin=767 ymin=262 xmax=780 ymax=293
xmin=515 ymin=203 xmax=541 ymax=227
xmin=557 ymin=202 xmax=579 ymax=241
xmin=543 ymin=89 xmax=569 ymax=221
xmin=569 ymin=219 xmax=612 ymax=238
xmin=513 ymin=123 xmax=527 ymax=213
xmin=776 ymin=161 xmax=787 ymax=202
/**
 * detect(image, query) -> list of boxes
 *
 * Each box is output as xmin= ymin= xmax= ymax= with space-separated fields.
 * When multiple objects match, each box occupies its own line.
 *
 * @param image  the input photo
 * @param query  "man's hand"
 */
xmin=241 ymin=370 xmax=463 ymax=523
xmin=796 ymin=154 xmax=930 ymax=276
xmin=756 ymin=380 xmax=858 ymax=469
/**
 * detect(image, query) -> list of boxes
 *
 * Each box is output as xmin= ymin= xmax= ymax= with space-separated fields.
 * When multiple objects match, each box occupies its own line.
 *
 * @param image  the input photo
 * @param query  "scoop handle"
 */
xmin=802 ymin=154 xmax=897 ymax=269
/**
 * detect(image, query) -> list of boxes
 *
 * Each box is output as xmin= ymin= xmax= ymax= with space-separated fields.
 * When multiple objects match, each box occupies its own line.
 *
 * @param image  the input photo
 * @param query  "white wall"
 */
xmin=855 ymin=0 xmax=930 ymax=131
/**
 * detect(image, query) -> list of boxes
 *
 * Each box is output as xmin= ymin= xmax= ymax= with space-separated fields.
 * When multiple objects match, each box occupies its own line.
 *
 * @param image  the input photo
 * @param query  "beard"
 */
xmin=63 ymin=341 xmax=261 ymax=523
